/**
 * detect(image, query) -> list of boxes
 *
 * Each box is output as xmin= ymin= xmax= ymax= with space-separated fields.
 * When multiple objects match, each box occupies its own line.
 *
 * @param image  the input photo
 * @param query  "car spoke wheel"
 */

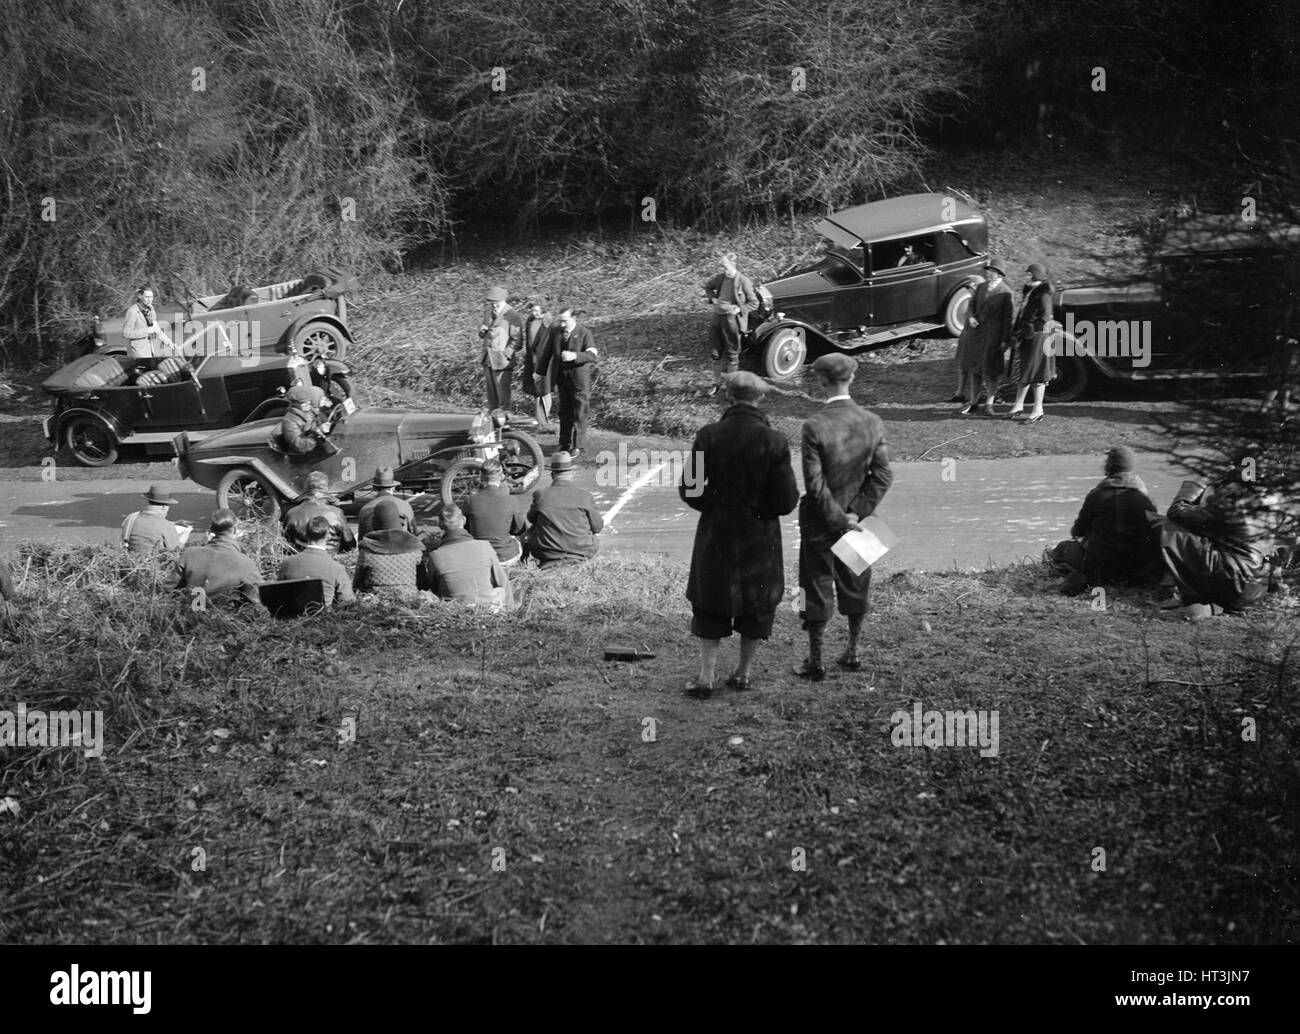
xmin=500 ymin=430 xmax=544 ymax=495
xmin=440 ymin=456 xmax=486 ymax=508
xmin=943 ymin=286 xmax=974 ymax=337
xmin=294 ymin=322 xmax=347 ymax=362
xmin=217 ymin=467 xmax=282 ymax=523
xmin=762 ymin=328 xmax=807 ymax=380
xmin=63 ymin=416 xmax=119 ymax=467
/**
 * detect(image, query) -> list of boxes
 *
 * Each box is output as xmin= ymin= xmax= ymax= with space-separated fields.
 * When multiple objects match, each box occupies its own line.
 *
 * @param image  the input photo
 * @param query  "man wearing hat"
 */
xmin=357 ymin=467 xmax=416 ymax=539
xmin=463 ymin=458 xmax=529 ymax=564
xmin=162 ymin=508 xmax=264 ymax=610
xmin=479 ymin=286 xmax=524 ymax=413
xmin=520 ymin=298 xmax=556 ymax=432
xmin=1054 ymin=445 xmax=1159 ymax=595
xmin=525 ymin=451 xmax=603 ymax=567
xmin=680 ymin=371 xmax=799 ymax=698
xmin=122 ymin=484 xmax=190 ymax=555
xmin=795 ymin=352 xmax=893 ymax=680
xmin=955 ymin=258 xmax=1014 ymax=416
xmin=283 ymin=471 xmax=356 ymax=554
xmin=278 ymin=383 xmax=327 ymax=454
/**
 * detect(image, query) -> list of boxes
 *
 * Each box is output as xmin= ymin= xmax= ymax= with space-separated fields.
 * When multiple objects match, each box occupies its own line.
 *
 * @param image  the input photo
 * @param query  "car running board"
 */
xmin=843 ymin=320 xmax=945 ymax=348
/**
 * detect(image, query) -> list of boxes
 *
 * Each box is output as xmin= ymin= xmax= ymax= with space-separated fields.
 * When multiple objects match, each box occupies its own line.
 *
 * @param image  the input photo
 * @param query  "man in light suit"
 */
xmin=479 ymin=286 xmax=524 ymax=413
xmin=537 ymin=308 xmax=598 ymax=458
xmin=796 ymin=353 xmax=893 ymax=680
xmin=123 ymin=286 xmax=176 ymax=360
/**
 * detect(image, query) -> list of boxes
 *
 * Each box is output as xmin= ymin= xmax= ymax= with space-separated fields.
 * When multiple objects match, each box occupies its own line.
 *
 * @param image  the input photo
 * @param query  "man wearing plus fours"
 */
xmin=796 ymin=352 xmax=893 ymax=680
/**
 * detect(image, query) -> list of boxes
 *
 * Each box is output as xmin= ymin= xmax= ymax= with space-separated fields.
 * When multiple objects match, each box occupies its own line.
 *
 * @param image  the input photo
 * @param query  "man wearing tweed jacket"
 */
xmin=796 ymin=353 xmax=893 ymax=680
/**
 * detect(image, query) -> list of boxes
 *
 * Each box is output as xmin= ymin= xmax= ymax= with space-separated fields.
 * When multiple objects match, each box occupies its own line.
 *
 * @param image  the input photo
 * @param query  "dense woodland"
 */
xmin=0 ymin=0 xmax=1295 ymax=359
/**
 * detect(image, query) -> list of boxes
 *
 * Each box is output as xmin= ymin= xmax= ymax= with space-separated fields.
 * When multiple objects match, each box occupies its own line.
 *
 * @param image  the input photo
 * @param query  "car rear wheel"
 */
xmin=217 ymin=467 xmax=282 ymax=523
xmin=1045 ymin=351 xmax=1090 ymax=403
xmin=943 ymin=285 xmax=974 ymax=336
xmin=62 ymin=416 xmax=119 ymax=467
xmin=762 ymin=327 xmax=807 ymax=380
xmin=501 ymin=430 xmax=544 ymax=495
xmin=440 ymin=456 xmax=485 ymax=509
xmin=294 ymin=322 xmax=347 ymax=362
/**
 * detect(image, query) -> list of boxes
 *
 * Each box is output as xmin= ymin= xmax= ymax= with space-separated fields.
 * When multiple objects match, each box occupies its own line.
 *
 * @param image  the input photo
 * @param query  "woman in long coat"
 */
xmin=680 ymin=371 xmax=799 ymax=697
xmin=955 ymin=258 xmax=1014 ymax=416
xmin=1008 ymin=262 xmax=1057 ymax=422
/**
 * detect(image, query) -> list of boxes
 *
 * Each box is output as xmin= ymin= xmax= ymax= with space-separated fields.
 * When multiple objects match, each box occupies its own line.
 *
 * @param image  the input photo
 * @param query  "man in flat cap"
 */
xmin=278 ymin=383 xmax=327 ymax=454
xmin=680 ymin=371 xmax=799 ymax=698
xmin=954 ymin=257 xmax=1013 ymax=416
xmin=357 ymin=466 xmax=416 ymax=539
xmin=122 ymin=484 xmax=190 ymax=555
xmin=283 ymin=471 xmax=356 ymax=554
xmin=479 ymin=286 xmax=524 ymax=413
xmin=795 ymin=352 xmax=893 ymax=680
xmin=162 ymin=508 xmax=264 ymax=611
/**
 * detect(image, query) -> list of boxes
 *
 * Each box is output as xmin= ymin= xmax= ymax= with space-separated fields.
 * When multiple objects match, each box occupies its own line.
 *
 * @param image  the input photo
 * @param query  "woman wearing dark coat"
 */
xmin=1008 ymin=262 xmax=1057 ymax=423
xmin=1057 ymin=445 xmax=1160 ymax=594
xmin=955 ymin=258 xmax=1014 ymax=416
xmin=353 ymin=498 xmax=425 ymax=600
xmin=680 ymin=371 xmax=799 ymax=697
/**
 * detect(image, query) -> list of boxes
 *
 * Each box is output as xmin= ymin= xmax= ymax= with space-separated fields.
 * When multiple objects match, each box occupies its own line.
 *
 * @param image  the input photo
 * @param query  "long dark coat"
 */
xmin=680 ymin=403 xmax=799 ymax=618
xmin=1013 ymin=281 xmax=1057 ymax=385
xmin=956 ymin=279 xmax=1013 ymax=378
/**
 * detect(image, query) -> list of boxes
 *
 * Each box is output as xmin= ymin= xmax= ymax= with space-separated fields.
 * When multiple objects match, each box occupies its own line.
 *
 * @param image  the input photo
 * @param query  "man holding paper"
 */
xmin=796 ymin=353 xmax=893 ymax=680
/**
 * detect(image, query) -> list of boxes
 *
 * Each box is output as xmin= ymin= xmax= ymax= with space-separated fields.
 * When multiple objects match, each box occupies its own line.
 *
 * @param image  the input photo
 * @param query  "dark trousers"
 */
xmin=708 ymin=317 xmax=742 ymax=373
xmin=798 ymin=528 xmax=871 ymax=623
xmin=485 ymin=366 xmax=512 ymax=412
xmin=557 ymin=387 xmax=590 ymax=452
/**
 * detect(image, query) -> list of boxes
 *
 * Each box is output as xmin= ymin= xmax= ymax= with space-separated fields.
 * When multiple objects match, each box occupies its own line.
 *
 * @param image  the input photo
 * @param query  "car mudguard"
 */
xmin=278 ymin=312 xmax=354 ymax=353
xmin=49 ymin=405 xmax=128 ymax=445
xmin=190 ymin=454 xmax=300 ymax=502
xmin=749 ymin=317 xmax=838 ymax=354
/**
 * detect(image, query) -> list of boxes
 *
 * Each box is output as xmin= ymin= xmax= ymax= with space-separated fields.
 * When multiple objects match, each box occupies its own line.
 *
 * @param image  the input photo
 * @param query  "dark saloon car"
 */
xmin=175 ymin=406 xmax=544 ymax=522
xmin=1046 ymin=216 xmax=1299 ymax=401
xmin=744 ymin=192 xmax=989 ymax=377
xmin=43 ymin=352 xmax=305 ymax=466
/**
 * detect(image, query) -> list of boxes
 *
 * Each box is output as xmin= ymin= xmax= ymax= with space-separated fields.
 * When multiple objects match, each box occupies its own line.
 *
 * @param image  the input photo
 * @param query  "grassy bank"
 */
xmin=2 ymin=540 xmax=1296 ymax=944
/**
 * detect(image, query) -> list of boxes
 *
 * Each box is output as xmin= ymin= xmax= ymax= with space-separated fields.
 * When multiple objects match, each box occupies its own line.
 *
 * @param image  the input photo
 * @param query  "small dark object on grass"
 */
xmin=605 ymin=644 xmax=656 ymax=661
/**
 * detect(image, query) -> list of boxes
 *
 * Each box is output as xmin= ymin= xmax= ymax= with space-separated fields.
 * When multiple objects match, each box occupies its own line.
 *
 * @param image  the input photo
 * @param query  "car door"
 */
xmin=824 ymin=247 xmax=871 ymax=331
xmin=867 ymin=234 xmax=940 ymax=326
xmin=138 ymin=376 xmax=207 ymax=429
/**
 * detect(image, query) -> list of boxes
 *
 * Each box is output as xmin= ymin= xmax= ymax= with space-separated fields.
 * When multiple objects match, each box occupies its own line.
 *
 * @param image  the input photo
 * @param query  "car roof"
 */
xmin=815 ymin=193 xmax=983 ymax=248
xmin=1156 ymin=215 xmax=1300 ymax=257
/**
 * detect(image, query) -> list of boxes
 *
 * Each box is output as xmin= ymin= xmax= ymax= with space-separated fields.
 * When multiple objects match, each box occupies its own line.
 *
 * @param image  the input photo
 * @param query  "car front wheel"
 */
xmin=943 ymin=286 xmax=974 ymax=336
xmin=501 ymin=430 xmax=544 ymax=494
xmin=762 ymin=327 xmax=807 ymax=380
xmin=62 ymin=416 xmax=119 ymax=467
xmin=294 ymin=322 xmax=347 ymax=362
xmin=1045 ymin=353 xmax=1090 ymax=403
xmin=440 ymin=456 xmax=485 ymax=508
xmin=217 ymin=467 xmax=282 ymax=523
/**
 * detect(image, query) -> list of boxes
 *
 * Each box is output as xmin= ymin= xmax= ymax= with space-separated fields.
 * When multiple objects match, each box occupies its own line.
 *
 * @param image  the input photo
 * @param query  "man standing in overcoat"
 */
xmin=537 ymin=307 xmax=598 ymax=458
xmin=520 ymin=299 xmax=555 ymax=432
xmin=796 ymin=353 xmax=893 ymax=680
xmin=680 ymin=371 xmax=799 ymax=698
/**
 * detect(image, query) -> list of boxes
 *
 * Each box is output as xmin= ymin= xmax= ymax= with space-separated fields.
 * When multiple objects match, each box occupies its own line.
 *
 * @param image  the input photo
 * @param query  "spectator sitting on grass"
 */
xmin=353 ymin=497 xmax=424 ymax=601
xmin=162 ymin=508 xmax=264 ymax=611
xmin=525 ymin=451 xmax=602 ymax=568
xmin=1051 ymin=446 xmax=1160 ymax=595
xmin=284 ymin=471 xmax=356 ymax=554
xmin=425 ymin=505 xmax=515 ymax=609
xmin=463 ymin=458 xmax=528 ymax=565
xmin=277 ymin=515 xmax=354 ymax=607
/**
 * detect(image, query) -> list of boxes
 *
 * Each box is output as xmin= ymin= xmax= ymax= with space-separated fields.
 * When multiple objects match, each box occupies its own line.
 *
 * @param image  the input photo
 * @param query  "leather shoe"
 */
xmin=725 ymin=674 xmax=754 ymax=691
xmin=793 ymin=660 xmax=826 ymax=682
xmin=836 ymin=652 xmax=862 ymax=672
xmin=684 ymin=678 xmax=715 ymax=699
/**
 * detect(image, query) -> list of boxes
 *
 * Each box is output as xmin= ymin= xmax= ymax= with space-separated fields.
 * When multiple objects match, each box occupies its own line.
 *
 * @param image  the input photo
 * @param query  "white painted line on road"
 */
xmin=602 ymin=461 xmax=670 ymax=528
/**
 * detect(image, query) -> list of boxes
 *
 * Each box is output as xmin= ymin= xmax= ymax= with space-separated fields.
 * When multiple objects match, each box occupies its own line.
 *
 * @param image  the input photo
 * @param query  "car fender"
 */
xmin=278 ymin=312 xmax=353 ymax=353
xmin=1050 ymin=329 xmax=1126 ymax=380
xmin=192 ymin=454 xmax=300 ymax=502
xmin=49 ymin=405 xmax=127 ymax=444
xmin=946 ymin=274 xmax=983 ymax=299
xmin=750 ymin=317 xmax=838 ymax=355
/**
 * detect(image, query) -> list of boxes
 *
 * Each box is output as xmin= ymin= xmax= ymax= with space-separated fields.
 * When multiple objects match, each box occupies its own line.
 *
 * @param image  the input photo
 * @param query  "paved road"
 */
xmin=0 ymin=452 xmax=1186 ymax=572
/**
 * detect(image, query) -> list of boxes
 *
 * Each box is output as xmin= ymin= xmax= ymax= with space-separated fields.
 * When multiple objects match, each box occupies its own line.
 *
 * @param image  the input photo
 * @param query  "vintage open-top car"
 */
xmin=174 ymin=405 xmax=544 ymax=521
xmin=1046 ymin=215 xmax=1300 ymax=401
xmin=744 ymin=192 xmax=989 ymax=377
xmin=42 ymin=351 xmax=308 ymax=466
xmin=81 ymin=270 xmax=357 ymax=362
